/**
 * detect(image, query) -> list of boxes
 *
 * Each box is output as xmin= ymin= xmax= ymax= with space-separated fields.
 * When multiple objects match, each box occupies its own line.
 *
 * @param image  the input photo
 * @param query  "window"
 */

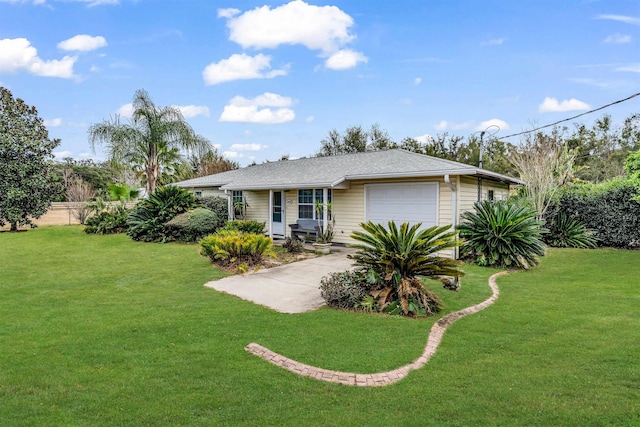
xmin=194 ymin=190 xmax=202 ymax=197
xmin=298 ymin=189 xmax=331 ymax=220
xmin=232 ymin=190 xmax=245 ymax=219
xmin=488 ymin=190 xmax=495 ymax=201
xmin=232 ymin=191 xmax=243 ymax=204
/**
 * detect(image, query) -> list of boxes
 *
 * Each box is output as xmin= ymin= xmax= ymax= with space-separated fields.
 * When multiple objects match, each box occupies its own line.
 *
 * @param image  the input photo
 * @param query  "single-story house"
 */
xmin=173 ymin=149 xmax=523 ymax=256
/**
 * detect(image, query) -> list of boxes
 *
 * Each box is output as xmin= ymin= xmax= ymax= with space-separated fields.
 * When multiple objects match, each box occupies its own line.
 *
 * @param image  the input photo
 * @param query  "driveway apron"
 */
xmin=204 ymin=250 xmax=355 ymax=313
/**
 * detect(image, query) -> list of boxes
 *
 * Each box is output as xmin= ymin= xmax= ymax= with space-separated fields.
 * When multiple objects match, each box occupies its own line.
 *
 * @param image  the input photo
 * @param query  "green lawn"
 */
xmin=1 ymin=226 xmax=638 ymax=426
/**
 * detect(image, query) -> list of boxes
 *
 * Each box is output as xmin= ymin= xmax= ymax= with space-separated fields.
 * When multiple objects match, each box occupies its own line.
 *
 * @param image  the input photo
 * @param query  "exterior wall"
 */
xmin=243 ymin=190 xmax=269 ymax=225
xmin=193 ymin=188 xmax=226 ymax=198
xmin=332 ymin=177 xmax=454 ymax=246
xmin=459 ymin=176 xmax=510 ymax=214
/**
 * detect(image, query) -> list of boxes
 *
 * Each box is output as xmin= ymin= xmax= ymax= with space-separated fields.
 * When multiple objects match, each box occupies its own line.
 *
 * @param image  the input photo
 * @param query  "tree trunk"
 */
xmin=10 ymin=222 xmax=18 ymax=232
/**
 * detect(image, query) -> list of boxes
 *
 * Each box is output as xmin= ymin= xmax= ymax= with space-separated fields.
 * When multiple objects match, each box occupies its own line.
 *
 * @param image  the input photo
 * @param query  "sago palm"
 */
xmin=458 ymin=200 xmax=547 ymax=269
xmin=545 ymin=212 xmax=596 ymax=248
xmin=349 ymin=221 xmax=464 ymax=316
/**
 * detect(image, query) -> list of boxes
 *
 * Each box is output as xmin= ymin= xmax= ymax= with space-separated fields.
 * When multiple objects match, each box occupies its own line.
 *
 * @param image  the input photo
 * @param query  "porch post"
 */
xmin=268 ymin=189 xmax=274 ymax=239
xmin=322 ymin=187 xmax=328 ymax=232
xmin=225 ymin=190 xmax=233 ymax=220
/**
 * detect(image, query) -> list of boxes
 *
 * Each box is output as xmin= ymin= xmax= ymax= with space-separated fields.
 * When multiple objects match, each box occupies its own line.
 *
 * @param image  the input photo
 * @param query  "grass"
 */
xmin=1 ymin=226 xmax=638 ymax=426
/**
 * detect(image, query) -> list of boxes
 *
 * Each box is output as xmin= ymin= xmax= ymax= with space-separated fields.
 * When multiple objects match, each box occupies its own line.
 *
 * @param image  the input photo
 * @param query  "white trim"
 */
xmin=268 ymin=189 xmax=273 ymax=239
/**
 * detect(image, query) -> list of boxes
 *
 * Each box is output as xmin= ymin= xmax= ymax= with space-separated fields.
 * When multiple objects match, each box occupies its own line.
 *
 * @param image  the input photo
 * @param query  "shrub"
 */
xmin=200 ymin=230 xmax=275 ymax=268
xmin=127 ymin=186 xmax=197 ymax=242
xmin=320 ymin=270 xmax=370 ymax=309
xmin=164 ymin=208 xmax=221 ymax=242
xmin=348 ymin=221 xmax=464 ymax=316
xmin=84 ymin=206 xmax=129 ymax=234
xmin=458 ymin=200 xmax=547 ymax=269
xmin=543 ymin=212 xmax=596 ymax=248
xmin=283 ymin=236 xmax=305 ymax=253
xmin=222 ymin=219 xmax=265 ymax=234
xmin=549 ymin=179 xmax=640 ymax=248
xmin=197 ymin=196 xmax=229 ymax=222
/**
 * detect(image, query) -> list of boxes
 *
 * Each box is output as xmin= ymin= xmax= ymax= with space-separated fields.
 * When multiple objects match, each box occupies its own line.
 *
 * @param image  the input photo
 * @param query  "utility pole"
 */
xmin=477 ymin=131 xmax=485 ymax=203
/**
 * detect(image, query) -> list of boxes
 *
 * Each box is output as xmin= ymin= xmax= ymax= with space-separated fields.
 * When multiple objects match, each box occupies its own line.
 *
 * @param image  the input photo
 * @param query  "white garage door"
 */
xmin=365 ymin=182 xmax=438 ymax=228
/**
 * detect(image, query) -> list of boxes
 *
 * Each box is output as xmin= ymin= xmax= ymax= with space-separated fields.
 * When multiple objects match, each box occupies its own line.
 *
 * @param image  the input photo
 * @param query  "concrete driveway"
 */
xmin=204 ymin=248 xmax=355 ymax=313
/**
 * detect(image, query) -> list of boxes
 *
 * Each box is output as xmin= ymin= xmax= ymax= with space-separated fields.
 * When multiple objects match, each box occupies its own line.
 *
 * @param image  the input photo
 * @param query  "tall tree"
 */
xmin=88 ymin=89 xmax=204 ymax=194
xmin=342 ymin=125 xmax=368 ymax=153
xmin=185 ymin=139 xmax=239 ymax=178
xmin=317 ymin=129 xmax=343 ymax=157
xmin=568 ymin=114 xmax=639 ymax=182
xmin=367 ymin=123 xmax=397 ymax=151
xmin=509 ymin=128 xmax=576 ymax=220
xmin=317 ymin=124 xmax=395 ymax=156
xmin=0 ymin=87 xmax=60 ymax=231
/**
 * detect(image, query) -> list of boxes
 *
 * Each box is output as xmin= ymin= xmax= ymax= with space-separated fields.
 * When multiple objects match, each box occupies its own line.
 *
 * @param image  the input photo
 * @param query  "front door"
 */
xmin=272 ymin=191 xmax=285 ymax=236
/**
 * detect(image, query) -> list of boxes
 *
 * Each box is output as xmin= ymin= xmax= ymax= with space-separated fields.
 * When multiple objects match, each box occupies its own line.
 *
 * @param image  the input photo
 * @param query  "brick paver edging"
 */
xmin=245 ymin=271 xmax=508 ymax=387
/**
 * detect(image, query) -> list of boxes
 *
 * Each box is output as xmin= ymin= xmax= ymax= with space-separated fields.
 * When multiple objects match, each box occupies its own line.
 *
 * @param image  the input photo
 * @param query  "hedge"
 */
xmin=548 ymin=179 xmax=640 ymax=248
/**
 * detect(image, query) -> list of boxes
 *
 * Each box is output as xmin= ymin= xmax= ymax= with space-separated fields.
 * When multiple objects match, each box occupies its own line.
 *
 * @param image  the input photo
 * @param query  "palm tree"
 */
xmin=88 ymin=89 xmax=205 ymax=194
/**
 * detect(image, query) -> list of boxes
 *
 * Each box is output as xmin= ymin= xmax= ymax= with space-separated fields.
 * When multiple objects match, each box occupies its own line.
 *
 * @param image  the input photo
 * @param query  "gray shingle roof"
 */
xmin=173 ymin=149 xmax=523 ymax=190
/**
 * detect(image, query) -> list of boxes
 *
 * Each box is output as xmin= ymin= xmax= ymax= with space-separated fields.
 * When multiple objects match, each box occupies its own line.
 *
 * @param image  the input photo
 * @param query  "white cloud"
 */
xmin=0 ymin=38 xmax=76 ymax=78
xmin=539 ymin=97 xmax=590 ymax=113
xmin=476 ymin=119 xmax=509 ymax=131
xmin=44 ymin=118 xmax=62 ymax=127
xmin=222 ymin=0 xmax=356 ymax=53
xmin=433 ymin=120 xmax=473 ymax=131
xmin=414 ymin=77 xmax=422 ymax=85
xmin=306 ymin=115 xmax=315 ymax=122
xmin=175 ymin=105 xmax=210 ymax=118
xmin=223 ymin=151 xmax=242 ymax=159
xmin=217 ymin=7 xmax=240 ymax=18
xmin=324 ymin=49 xmax=367 ymax=70
xmin=58 ymin=35 xmax=107 ymax=51
xmin=616 ymin=63 xmax=640 ymax=73
xmin=603 ymin=33 xmax=631 ymax=44
xmin=202 ymin=53 xmax=288 ymax=85
xmin=413 ymin=133 xmax=434 ymax=143
xmin=569 ymin=78 xmax=611 ymax=88
xmin=595 ymin=14 xmax=640 ymax=25
xmin=116 ymin=103 xmax=133 ymax=118
xmin=229 ymin=143 xmax=267 ymax=151
xmin=219 ymin=93 xmax=295 ymax=124
xmin=53 ymin=150 xmax=73 ymax=159
xmin=481 ymin=38 xmax=505 ymax=46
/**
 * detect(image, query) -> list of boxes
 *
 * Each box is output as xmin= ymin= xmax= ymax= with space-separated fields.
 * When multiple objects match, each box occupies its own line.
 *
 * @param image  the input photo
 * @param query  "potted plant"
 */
xmin=313 ymin=201 xmax=334 ymax=255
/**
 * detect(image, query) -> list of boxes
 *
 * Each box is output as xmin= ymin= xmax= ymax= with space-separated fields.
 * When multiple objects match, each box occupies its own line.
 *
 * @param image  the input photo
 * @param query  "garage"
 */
xmin=365 ymin=182 xmax=439 ymax=228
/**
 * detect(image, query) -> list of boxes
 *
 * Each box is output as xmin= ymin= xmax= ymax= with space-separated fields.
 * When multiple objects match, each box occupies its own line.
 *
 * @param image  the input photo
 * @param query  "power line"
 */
xmin=499 ymin=92 xmax=640 ymax=140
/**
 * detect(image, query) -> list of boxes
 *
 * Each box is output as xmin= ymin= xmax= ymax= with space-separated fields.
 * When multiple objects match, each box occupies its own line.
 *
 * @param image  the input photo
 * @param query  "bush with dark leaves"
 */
xmin=127 ymin=186 xmax=197 ymax=242
xmin=197 ymin=196 xmax=229 ymax=222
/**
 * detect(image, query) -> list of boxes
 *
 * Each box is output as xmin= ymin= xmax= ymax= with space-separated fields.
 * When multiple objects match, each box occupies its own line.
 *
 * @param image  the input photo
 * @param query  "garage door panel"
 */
xmin=365 ymin=183 xmax=438 ymax=228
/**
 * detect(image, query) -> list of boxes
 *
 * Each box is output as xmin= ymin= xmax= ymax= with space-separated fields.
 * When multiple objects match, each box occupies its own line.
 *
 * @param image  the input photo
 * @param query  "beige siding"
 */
xmin=196 ymin=188 xmax=226 ymax=198
xmin=459 ymin=176 xmax=510 ymax=215
xmin=243 ymin=190 xmax=269 ymax=224
xmin=333 ymin=184 xmax=365 ymax=245
xmin=332 ymin=177 xmax=454 ymax=246
xmin=459 ymin=176 xmax=479 ymax=215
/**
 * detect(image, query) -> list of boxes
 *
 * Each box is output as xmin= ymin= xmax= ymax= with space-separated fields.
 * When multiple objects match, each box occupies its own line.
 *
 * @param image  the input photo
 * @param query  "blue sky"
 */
xmin=1 ymin=0 xmax=639 ymax=166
